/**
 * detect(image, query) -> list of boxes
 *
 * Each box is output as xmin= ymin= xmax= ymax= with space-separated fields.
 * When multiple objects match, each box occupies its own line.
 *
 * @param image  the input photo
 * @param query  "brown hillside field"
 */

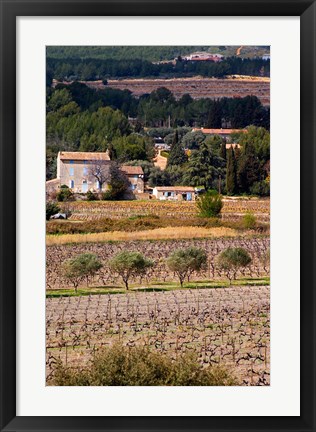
xmin=105 ymin=77 xmax=270 ymax=106
xmin=56 ymin=76 xmax=270 ymax=106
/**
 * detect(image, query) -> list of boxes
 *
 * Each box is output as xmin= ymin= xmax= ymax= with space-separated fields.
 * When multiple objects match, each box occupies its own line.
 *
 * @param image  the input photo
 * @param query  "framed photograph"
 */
xmin=0 ymin=0 xmax=315 ymax=431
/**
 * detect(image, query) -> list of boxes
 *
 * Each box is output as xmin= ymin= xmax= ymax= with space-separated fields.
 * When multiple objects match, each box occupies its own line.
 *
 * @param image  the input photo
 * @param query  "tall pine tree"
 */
xmin=183 ymin=141 xmax=223 ymax=190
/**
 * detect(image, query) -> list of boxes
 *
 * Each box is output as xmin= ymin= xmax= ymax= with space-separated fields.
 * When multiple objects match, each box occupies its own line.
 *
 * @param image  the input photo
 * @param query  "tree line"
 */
xmin=47 ymin=56 xmax=270 ymax=83
xmin=48 ymin=83 xmax=269 ymax=130
xmin=47 ymin=45 xmax=269 ymax=62
xmin=47 ymin=46 xmax=213 ymax=62
xmin=61 ymin=246 xmax=253 ymax=291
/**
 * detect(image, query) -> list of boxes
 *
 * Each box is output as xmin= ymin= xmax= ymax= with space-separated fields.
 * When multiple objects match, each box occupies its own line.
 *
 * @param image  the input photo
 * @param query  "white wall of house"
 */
xmin=152 ymin=188 xmax=195 ymax=201
xmin=127 ymin=175 xmax=144 ymax=193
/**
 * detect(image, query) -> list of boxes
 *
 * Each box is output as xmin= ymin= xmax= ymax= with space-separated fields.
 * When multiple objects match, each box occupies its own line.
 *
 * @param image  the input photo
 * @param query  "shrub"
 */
xmin=196 ymin=190 xmax=223 ymax=218
xmin=52 ymin=343 xmax=237 ymax=386
xmin=86 ymin=190 xmax=98 ymax=201
xmin=243 ymin=211 xmax=256 ymax=229
xmin=101 ymin=190 xmax=113 ymax=201
xmin=202 ymin=217 xmax=222 ymax=228
xmin=46 ymin=201 xmax=60 ymax=221
xmin=47 ymin=218 xmax=113 ymax=235
xmin=250 ymin=180 xmax=270 ymax=197
xmin=57 ymin=185 xmax=74 ymax=202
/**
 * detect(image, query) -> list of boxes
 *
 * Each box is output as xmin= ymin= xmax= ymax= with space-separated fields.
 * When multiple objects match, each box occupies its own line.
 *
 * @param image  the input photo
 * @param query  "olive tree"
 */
xmin=108 ymin=251 xmax=154 ymax=290
xmin=166 ymin=247 xmax=207 ymax=287
xmin=216 ymin=247 xmax=252 ymax=284
xmin=62 ymin=253 xmax=102 ymax=291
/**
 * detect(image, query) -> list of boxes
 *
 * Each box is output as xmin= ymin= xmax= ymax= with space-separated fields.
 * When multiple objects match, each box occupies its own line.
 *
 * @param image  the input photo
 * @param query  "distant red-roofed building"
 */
xmin=183 ymin=52 xmax=224 ymax=62
xmin=192 ymin=127 xmax=247 ymax=140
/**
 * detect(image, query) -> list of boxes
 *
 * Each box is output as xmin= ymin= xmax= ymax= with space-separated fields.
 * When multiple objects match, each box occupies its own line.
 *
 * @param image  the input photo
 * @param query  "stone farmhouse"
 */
xmin=48 ymin=151 xmax=144 ymax=195
xmin=57 ymin=151 xmax=111 ymax=192
xmin=121 ymin=165 xmax=145 ymax=194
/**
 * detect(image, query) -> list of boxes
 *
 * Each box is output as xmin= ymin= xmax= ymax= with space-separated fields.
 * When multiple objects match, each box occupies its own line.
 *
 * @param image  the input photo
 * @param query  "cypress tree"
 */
xmin=220 ymin=142 xmax=227 ymax=160
xmin=167 ymin=131 xmax=188 ymax=166
xmin=173 ymin=130 xmax=179 ymax=145
xmin=226 ymin=146 xmax=237 ymax=195
xmin=237 ymin=142 xmax=260 ymax=193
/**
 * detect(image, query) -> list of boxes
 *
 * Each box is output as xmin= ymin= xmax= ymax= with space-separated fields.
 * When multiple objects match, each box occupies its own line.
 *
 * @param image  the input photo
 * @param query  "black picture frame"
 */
xmin=0 ymin=1 xmax=315 ymax=431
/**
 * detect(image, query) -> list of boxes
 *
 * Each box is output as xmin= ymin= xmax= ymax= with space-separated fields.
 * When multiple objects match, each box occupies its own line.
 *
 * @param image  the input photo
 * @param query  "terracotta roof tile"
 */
xmin=121 ymin=165 xmax=144 ymax=175
xmin=192 ymin=128 xmax=247 ymax=134
xmin=154 ymin=186 xmax=195 ymax=192
xmin=46 ymin=178 xmax=60 ymax=185
xmin=59 ymin=151 xmax=110 ymax=161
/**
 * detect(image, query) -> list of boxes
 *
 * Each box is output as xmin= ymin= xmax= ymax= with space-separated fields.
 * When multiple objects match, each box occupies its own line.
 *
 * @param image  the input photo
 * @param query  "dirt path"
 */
xmin=154 ymin=150 xmax=168 ymax=170
xmin=236 ymin=46 xmax=243 ymax=56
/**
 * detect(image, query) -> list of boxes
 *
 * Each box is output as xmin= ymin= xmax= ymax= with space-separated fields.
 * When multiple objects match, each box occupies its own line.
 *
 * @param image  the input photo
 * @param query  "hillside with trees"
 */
xmin=46 ymin=83 xmax=269 ymax=196
xmin=47 ymin=45 xmax=270 ymax=61
xmin=46 ymin=45 xmax=270 ymax=197
xmin=47 ymin=56 xmax=270 ymax=84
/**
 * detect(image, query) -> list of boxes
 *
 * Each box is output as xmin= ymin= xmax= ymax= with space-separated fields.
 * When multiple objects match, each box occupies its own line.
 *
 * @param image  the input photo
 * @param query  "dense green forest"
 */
xmin=49 ymin=82 xmax=270 ymax=129
xmin=47 ymin=56 xmax=270 ymax=82
xmin=46 ymin=83 xmax=270 ymax=196
xmin=47 ymin=46 xmax=270 ymax=62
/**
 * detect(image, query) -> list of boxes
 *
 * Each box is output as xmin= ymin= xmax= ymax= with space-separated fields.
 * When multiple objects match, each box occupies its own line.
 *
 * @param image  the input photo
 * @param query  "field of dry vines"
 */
xmin=63 ymin=199 xmax=270 ymax=223
xmin=46 ymin=285 xmax=270 ymax=385
xmin=77 ymin=77 xmax=270 ymax=106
